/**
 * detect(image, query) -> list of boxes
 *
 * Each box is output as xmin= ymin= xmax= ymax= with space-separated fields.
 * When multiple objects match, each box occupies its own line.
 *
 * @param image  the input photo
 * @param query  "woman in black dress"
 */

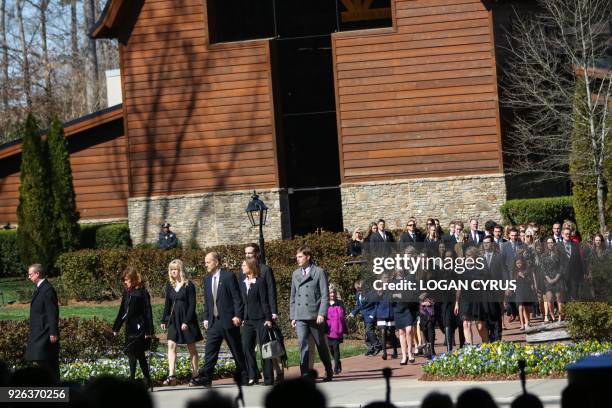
xmin=160 ymin=259 xmax=203 ymax=386
xmin=514 ymin=256 xmax=536 ymax=330
xmin=454 ymin=247 xmax=489 ymax=344
xmin=347 ymin=228 xmax=364 ymax=257
xmin=540 ymin=239 xmax=564 ymax=322
xmin=239 ymin=258 xmax=279 ymax=385
xmin=112 ymin=267 xmax=154 ymax=388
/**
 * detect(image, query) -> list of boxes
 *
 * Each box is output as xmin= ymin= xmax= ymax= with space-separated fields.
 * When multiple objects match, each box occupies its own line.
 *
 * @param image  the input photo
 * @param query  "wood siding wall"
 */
xmin=121 ymin=0 xmax=277 ymax=197
xmin=0 ymin=118 xmax=128 ymax=223
xmin=333 ymin=0 xmax=503 ymax=182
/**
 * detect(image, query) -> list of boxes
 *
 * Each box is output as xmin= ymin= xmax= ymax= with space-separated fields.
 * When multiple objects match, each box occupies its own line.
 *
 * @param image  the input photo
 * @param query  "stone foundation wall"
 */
xmin=128 ymin=188 xmax=291 ymax=248
xmin=341 ymin=174 xmax=507 ymax=232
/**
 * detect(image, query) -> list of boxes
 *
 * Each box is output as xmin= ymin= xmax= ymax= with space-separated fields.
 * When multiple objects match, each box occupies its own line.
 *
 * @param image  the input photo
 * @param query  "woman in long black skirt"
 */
xmin=161 ymin=259 xmax=203 ymax=386
xmin=113 ymin=267 xmax=154 ymax=389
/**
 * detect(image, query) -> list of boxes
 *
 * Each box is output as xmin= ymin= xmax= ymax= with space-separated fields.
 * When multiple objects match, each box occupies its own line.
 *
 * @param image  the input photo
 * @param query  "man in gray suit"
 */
xmin=290 ymin=246 xmax=334 ymax=381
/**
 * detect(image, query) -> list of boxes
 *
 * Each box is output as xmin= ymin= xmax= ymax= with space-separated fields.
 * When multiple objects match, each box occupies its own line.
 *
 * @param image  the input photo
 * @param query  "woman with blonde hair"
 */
xmin=347 ymin=228 xmax=364 ymax=257
xmin=160 ymin=259 xmax=203 ymax=386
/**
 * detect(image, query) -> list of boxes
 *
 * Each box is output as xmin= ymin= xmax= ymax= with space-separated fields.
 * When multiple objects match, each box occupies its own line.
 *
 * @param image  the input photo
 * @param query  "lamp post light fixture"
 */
xmin=246 ymin=190 xmax=268 ymax=264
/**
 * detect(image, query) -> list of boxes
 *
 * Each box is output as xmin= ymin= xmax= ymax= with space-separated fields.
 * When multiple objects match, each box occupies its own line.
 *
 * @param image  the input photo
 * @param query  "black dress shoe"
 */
xmin=192 ymin=376 xmax=212 ymax=388
xmin=323 ymin=371 xmax=333 ymax=382
xmin=391 ymin=351 xmax=398 ymax=359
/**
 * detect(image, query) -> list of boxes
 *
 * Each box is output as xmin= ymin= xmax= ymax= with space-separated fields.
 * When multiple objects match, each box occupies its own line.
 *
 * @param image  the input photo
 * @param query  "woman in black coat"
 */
xmin=240 ymin=258 xmax=280 ymax=385
xmin=160 ymin=259 xmax=203 ymax=386
xmin=113 ymin=267 xmax=154 ymax=387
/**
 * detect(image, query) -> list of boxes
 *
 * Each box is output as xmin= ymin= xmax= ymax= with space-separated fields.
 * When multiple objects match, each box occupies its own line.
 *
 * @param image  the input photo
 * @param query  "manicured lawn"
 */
xmin=0 ymin=277 xmax=33 ymax=304
xmin=0 ymin=301 xmax=167 ymax=333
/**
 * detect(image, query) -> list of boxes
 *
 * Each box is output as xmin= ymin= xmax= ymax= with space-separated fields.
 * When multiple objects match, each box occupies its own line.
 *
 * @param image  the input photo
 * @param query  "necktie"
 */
xmin=473 ymin=232 xmax=477 ymax=244
xmin=487 ymin=252 xmax=492 ymax=267
xmin=212 ymin=275 xmax=219 ymax=317
xmin=380 ymin=231 xmax=386 ymax=241
xmin=565 ymin=244 xmax=571 ymax=258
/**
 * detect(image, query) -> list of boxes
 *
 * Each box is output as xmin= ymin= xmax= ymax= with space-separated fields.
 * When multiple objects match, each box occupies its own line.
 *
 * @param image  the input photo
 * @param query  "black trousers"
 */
xmin=36 ymin=358 xmax=60 ymax=384
xmin=364 ymin=321 xmax=380 ymax=351
xmin=419 ymin=318 xmax=435 ymax=349
xmin=200 ymin=318 xmax=247 ymax=382
xmin=241 ymin=319 xmax=274 ymax=382
xmin=127 ymin=349 xmax=150 ymax=380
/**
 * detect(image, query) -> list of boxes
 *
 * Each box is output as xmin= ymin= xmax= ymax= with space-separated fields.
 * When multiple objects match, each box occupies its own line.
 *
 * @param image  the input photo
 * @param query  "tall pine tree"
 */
xmin=48 ymin=117 xmax=80 ymax=252
xmin=16 ymin=114 xmax=56 ymax=272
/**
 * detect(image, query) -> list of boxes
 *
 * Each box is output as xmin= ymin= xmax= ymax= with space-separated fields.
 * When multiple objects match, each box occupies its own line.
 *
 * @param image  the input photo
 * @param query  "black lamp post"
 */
xmin=246 ymin=190 xmax=268 ymax=264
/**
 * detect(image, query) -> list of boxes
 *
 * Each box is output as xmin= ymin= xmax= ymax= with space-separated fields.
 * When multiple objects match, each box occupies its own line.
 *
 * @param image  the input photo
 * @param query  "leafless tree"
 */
xmin=15 ymin=0 xmax=32 ymax=109
xmin=83 ymin=0 xmax=99 ymax=112
xmin=501 ymin=0 xmax=611 ymax=231
xmin=1 ymin=0 xmax=9 ymax=111
xmin=0 ymin=0 xmax=118 ymax=142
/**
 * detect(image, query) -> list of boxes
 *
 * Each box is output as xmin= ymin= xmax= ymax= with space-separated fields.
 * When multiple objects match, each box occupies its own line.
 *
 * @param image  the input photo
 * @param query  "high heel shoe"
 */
xmin=400 ymin=357 xmax=408 ymax=365
xmin=382 ymin=350 xmax=388 ymax=360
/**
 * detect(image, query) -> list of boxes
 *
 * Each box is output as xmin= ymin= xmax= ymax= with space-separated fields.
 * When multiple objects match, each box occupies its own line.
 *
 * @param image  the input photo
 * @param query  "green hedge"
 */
xmin=0 ymin=317 xmax=125 ymax=368
xmin=565 ymin=302 xmax=612 ymax=341
xmin=500 ymin=196 xmax=575 ymax=234
xmin=80 ymin=222 xmax=131 ymax=249
xmin=55 ymin=232 xmax=362 ymax=338
xmin=95 ymin=223 xmax=132 ymax=249
xmin=0 ymin=230 xmax=22 ymax=277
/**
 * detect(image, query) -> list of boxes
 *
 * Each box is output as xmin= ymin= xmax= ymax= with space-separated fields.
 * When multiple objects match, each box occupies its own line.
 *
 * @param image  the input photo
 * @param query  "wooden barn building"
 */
xmin=1 ymin=0 xmax=516 ymax=246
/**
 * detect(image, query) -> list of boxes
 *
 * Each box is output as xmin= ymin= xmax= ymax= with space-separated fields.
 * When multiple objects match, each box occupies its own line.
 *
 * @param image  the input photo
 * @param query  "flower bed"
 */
xmin=422 ymin=341 xmax=612 ymax=380
xmin=61 ymin=353 xmax=236 ymax=384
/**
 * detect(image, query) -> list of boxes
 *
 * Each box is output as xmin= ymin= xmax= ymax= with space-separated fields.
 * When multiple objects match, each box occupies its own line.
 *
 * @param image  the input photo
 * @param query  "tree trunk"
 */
xmin=16 ymin=0 xmax=32 ymax=110
xmin=0 ymin=0 xmax=8 ymax=111
xmin=83 ymin=0 xmax=99 ymax=112
xmin=40 ymin=0 xmax=52 ymax=116
xmin=596 ymin=171 xmax=606 ymax=232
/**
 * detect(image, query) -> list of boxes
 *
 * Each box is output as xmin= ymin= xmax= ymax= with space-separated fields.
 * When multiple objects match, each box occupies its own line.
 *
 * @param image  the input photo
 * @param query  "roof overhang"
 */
xmin=0 ymin=104 xmax=124 ymax=161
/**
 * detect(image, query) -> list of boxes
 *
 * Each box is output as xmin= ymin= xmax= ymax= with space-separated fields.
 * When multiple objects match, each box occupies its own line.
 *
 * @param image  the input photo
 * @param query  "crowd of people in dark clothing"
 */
xmin=345 ymin=217 xmax=611 ymax=360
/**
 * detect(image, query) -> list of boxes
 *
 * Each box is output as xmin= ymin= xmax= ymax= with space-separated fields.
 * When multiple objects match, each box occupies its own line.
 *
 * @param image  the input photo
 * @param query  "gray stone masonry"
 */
xmin=128 ymin=188 xmax=291 ymax=248
xmin=341 ymin=173 xmax=507 ymax=232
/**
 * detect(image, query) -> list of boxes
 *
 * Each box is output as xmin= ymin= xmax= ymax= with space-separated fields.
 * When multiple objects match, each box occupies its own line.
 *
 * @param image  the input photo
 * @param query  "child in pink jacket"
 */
xmin=327 ymin=284 xmax=348 ymax=374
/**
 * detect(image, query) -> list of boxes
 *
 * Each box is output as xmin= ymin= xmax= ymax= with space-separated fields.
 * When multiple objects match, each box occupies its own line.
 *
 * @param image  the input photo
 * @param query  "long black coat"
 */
xmin=25 ymin=280 xmax=59 ymax=361
xmin=259 ymin=263 xmax=278 ymax=315
xmin=113 ymin=287 xmax=154 ymax=352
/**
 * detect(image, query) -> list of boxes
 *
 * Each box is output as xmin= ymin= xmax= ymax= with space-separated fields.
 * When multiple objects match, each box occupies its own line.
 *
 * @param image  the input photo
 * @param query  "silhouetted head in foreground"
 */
xmin=75 ymin=376 xmax=152 ymax=408
xmin=265 ymin=377 xmax=326 ymax=408
xmin=511 ymin=393 xmax=543 ymax=408
xmin=363 ymin=402 xmax=397 ymax=408
xmin=187 ymin=390 xmax=236 ymax=408
xmin=456 ymin=388 xmax=498 ymax=408
xmin=421 ymin=392 xmax=453 ymax=408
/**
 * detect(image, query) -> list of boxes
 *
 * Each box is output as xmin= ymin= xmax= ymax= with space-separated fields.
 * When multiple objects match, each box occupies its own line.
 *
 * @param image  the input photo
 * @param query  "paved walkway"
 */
xmin=152 ymin=377 xmax=566 ymax=408
xmin=152 ymin=318 xmax=567 ymax=408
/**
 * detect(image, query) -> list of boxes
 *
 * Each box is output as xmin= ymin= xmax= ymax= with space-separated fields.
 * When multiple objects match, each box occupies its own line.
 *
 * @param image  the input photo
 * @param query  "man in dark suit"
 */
xmin=501 ymin=228 xmax=523 ymax=321
xmin=482 ymin=237 xmax=504 ymax=342
xmin=552 ymin=222 xmax=563 ymax=243
xmin=195 ymin=252 xmax=247 ymax=387
xmin=446 ymin=222 xmax=464 ymax=246
xmin=290 ymin=246 xmax=334 ymax=381
xmin=467 ymin=219 xmax=485 ymax=247
xmin=442 ymin=221 xmax=456 ymax=243
xmin=399 ymin=220 xmax=424 ymax=244
xmin=369 ymin=219 xmax=395 ymax=243
xmin=25 ymin=264 xmax=60 ymax=383
xmin=493 ymin=225 xmax=507 ymax=248
xmin=244 ymin=243 xmax=280 ymax=385
xmin=558 ymin=227 xmax=584 ymax=301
